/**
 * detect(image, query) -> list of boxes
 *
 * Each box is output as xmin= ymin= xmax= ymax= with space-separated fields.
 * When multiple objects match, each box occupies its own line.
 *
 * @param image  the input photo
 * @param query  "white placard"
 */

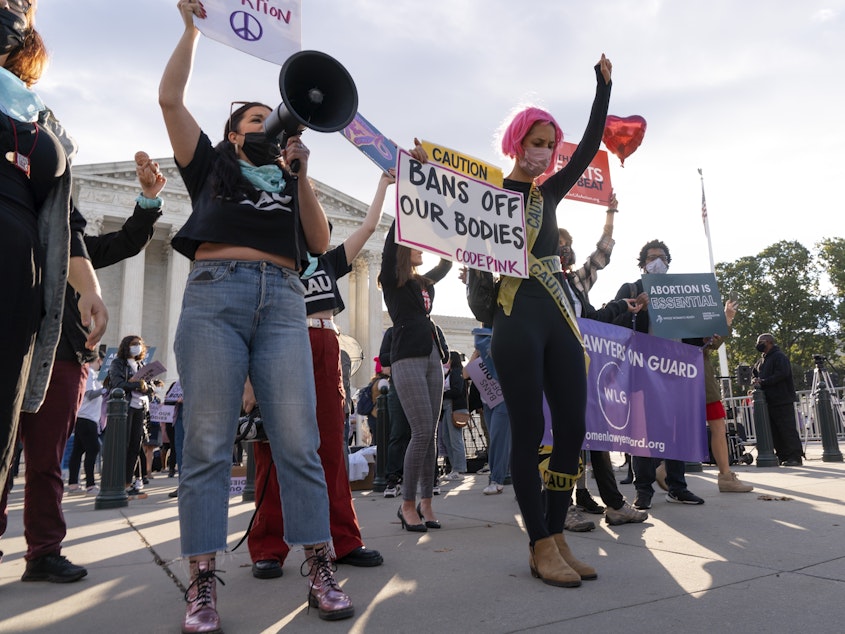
xmin=395 ymin=149 xmax=528 ymax=278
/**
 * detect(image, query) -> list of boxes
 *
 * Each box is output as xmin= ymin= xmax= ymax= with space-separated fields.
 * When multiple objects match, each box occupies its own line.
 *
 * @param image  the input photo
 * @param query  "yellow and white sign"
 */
xmin=421 ymin=141 xmax=503 ymax=187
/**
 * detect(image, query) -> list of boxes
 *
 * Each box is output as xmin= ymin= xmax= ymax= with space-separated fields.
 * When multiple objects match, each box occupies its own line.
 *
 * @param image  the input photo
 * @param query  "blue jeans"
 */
xmin=484 ymin=401 xmax=511 ymax=485
xmin=440 ymin=398 xmax=467 ymax=472
xmin=175 ymin=260 xmax=330 ymax=556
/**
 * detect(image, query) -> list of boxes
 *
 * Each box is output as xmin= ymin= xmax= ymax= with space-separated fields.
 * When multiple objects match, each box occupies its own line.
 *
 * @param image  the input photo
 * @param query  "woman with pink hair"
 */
xmin=491 ymin=55 xmax=612 ymax=588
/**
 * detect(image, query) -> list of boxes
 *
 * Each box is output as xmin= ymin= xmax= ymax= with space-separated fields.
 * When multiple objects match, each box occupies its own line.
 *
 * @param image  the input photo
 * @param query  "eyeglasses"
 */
xmin=645 ymin=253 xmax=668 ymax=263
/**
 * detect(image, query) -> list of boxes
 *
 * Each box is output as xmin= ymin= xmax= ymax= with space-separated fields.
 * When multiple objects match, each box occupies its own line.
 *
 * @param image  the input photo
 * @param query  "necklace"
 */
xmin=5 ymin=116 xmax=39 ymax=177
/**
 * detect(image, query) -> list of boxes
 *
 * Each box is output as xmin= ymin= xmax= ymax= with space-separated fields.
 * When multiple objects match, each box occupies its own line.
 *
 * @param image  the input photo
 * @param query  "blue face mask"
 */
xmin=0 ymin=66 xmax=45 ymax=122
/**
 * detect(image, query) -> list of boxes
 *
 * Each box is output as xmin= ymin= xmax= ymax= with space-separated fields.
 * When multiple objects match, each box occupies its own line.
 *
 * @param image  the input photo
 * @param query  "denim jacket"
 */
xmin=22 ymin=108 xmax=78 ymax=412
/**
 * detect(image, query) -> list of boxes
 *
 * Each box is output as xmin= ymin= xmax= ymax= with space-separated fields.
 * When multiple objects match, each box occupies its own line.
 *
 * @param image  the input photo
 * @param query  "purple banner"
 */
xmin=579 ymin=318 xmax=708 ymax=461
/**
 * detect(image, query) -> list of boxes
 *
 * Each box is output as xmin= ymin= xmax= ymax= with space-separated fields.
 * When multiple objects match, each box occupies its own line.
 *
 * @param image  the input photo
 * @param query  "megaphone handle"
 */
xmin=289 ymin=158 xmax=301 ymax=174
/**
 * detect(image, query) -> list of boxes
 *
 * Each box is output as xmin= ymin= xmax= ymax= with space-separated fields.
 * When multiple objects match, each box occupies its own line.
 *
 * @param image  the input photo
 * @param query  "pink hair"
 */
xmin=499 ymin=106 xmax=563 ymax=177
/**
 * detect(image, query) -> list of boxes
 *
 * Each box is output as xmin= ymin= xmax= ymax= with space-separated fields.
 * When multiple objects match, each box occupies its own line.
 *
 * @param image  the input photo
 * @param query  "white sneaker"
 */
xmin=383 ymin=482 xmax=401 ymax=498
xmin=133 ymin=478 xmax=144 ymax=491
xmin=476 ymin=464 xmax=491 ymax=475
xmin=85 ymin=485 xmax=100 ymax=496
xmin=443 ymin=471 xmax=464 ymax=482
xmin=483 ymin=482 xmax=504 ymax=495
xmin=66 ymin=484 xmax=83 ymax=495
xmin=432 ymin=485 xmax=441 ymax=496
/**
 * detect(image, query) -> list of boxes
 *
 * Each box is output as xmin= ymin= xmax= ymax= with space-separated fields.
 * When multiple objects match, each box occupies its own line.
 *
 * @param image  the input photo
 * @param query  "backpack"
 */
xmin=466 ymin=268 xmax=498 ymax=325
xmin=356 ymin=381 xmax=376 ymax=416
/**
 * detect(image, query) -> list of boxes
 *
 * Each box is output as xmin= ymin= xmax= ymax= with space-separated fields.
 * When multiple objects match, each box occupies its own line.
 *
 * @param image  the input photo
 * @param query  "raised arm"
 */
xmin=158 ymin=0 xmax=205 ymax=167
xmin=543 ymin=55 xmax=613 ymax=201
xmin=344 ymin=170 xmax=395 ymax=265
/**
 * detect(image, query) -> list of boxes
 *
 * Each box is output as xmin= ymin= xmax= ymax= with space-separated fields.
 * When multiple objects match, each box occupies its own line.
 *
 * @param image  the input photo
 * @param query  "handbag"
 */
xmin=466 ymin=267 xmax=498 ymax=324
xmin=451 ymin=410 xmax=471 ymax=428
xmin=235 ymin=407 xmax=267 ymax=443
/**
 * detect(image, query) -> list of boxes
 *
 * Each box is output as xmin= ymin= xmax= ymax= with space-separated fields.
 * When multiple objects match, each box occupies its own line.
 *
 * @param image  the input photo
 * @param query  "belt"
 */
xmin=307 ymin=317 xmax=338 ymax=332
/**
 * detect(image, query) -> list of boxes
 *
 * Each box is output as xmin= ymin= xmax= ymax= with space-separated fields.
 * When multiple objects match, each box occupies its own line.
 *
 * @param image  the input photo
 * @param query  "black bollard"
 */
xmin=751 ymin=386 xmax=779 ymax=467
xmin=95 ymin=388 xmax=129 ymax=509
xmin=814 ymin=380 xmax=844 ymax=462
xmin=372 ymin=384 xmax=389 ymax=492
xmin=242 ymin=441 xmax=256 ymax=502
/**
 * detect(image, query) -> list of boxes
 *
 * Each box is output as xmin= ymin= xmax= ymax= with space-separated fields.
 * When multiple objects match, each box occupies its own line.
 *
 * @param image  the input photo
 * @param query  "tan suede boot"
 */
xmin=552 ymin=532 xmax=597 ymax=580
xmin=528 ymin=536 xmax=581 ymax=587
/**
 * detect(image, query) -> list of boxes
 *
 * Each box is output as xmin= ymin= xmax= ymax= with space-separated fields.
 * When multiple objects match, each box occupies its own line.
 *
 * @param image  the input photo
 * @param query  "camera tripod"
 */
xmin=807 ymin=359 xmax=845 ymax=447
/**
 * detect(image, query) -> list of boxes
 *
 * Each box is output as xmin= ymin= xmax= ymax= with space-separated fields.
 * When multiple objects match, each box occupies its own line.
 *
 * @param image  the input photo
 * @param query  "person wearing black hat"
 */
xmin=752 ymin=333 xmax=804 ymax=466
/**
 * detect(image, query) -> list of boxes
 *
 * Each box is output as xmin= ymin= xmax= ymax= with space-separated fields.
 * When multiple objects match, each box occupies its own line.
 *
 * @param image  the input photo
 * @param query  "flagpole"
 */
xmin=699 ymin=168 xmax=732 ymax=397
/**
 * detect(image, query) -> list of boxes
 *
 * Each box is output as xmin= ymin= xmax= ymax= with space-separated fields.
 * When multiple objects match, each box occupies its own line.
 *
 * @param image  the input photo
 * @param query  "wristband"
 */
xmin=607 ymin=208 xmax=618 ymax=213
xmin=136 ymin=194 xmax=163 ymax=209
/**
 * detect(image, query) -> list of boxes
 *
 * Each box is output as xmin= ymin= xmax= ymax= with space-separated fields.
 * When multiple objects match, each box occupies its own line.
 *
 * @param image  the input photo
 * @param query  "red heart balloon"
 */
xmin=602 ymin=115 xmax=647 ymax=166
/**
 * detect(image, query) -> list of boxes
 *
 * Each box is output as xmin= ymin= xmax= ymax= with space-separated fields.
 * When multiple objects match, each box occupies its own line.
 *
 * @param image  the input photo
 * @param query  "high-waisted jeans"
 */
xmin=175 ymin=260 xmax=330 ymax=556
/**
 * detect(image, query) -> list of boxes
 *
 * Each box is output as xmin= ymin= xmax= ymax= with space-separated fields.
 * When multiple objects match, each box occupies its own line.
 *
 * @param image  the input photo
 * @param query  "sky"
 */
xmin=33 ymin=0 xmax=845 ymax=319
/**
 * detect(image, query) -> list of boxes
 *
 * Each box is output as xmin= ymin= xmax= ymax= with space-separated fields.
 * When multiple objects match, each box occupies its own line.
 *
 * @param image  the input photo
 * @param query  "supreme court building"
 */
xmin=72 ymin=157 xmax=476 ymax=390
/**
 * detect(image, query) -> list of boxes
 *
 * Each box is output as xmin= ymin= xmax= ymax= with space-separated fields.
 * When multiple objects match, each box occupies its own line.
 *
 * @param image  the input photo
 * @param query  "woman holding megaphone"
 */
xmin=159 ymin=1 xmax=352 ymax=629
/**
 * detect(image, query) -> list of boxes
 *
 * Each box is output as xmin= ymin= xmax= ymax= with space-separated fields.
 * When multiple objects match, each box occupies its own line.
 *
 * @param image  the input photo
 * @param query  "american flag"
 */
xmin=701 ymin=189 xmax=707 ymax=225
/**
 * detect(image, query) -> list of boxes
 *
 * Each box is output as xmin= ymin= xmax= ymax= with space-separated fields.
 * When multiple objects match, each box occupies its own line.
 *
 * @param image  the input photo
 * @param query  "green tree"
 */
xmin=715 ymin=240 xmax=838 ymax=387
xmin=818 ymin=237 xmax=845 ymax=334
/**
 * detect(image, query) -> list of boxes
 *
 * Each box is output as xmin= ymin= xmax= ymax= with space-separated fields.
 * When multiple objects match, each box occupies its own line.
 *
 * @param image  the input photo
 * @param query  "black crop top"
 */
xmin=171 ymin=131 xmax=308 ymax=268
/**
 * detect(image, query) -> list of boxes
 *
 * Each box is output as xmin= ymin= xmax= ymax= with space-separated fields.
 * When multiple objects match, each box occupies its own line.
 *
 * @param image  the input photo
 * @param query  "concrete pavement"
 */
xmin=2 ymin=443 xmax=844 ymax=633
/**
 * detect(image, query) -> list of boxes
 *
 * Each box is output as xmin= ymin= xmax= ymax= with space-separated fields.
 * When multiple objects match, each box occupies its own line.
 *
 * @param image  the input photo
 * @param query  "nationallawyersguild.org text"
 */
xmin=584 ymin=431 xmax=666 ymax=454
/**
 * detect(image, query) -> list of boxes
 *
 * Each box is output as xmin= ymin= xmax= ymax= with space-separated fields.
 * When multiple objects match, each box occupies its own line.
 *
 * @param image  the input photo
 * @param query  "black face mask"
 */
xmin=0 ymin=4 xmax=28 ymax=55
xmin=756 ymin=343 xmax=767 ymax=353
xmin=558 ymin=246 xmax=575 ymax=268
xmin=240 ymin=132 xmax=282 ymax=167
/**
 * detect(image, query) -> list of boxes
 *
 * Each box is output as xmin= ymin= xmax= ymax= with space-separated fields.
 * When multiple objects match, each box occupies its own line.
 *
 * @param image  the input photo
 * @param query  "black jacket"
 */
xmin=57 ymin=204 xmax=162 ymax=364
xmin=612 ymin=279 xmax=649 ymax=332
xmin=753 ymin=345 xmax=797 ymax=405
xmin=108 ymin=356 xmax=153 ymax=406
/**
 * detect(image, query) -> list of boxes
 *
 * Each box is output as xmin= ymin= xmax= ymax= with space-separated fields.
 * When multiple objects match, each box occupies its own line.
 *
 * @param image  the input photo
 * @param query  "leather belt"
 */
xmin=306 ymin=317 xmax=338 ymax=332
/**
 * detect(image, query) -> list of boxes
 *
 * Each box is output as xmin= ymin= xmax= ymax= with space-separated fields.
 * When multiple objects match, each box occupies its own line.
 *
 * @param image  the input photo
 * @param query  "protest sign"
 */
xmin=421 ymin=141 xmax=503 ymax=187
xmin=642 ymin=272 xmax=729 ymax=339
xmin=149 ymin=403 xmax=177 ymax=424
xmin=395 ymin=149 xmax=528 ymax=278
xmin=129 ymin=360 xmax=167 ymax=383
xmin=166 ymin=381 xmax=183 ymax=404
xmin=340 ymin=113 xmax=398 ymax=174
xmin=464 ymin=356 xmax=504 ymax=408
xmin=577 ymin=318 xmax=708 ymax=461
xmin=194 ymin=0 xmax=301 ymax=65
xmin=98 ymin=347 xmax=118 ymax=382
xmin=536 ymin=142 xmax=612 ymax=206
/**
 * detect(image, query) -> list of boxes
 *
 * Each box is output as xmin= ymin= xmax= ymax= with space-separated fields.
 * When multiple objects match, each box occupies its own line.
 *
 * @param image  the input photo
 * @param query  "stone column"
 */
xmin=163 ymin=229 xmax=190 ymax=382
xmin=118 ymin=249 xmax=146 ymax=338
xmin=366 ymin=253 xmax=383 ymax=376
xmin=335 ymin=274 xmax=351 ymax=335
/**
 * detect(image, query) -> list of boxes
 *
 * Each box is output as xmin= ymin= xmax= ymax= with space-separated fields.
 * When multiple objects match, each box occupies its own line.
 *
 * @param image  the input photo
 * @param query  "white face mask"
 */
xmin=518 ymin=147 xmax=553 ymax=178
xmin=129 ymin=345 xmax=142 ymax=357
xmin=644 ymin=258 xmax=669 ymax=275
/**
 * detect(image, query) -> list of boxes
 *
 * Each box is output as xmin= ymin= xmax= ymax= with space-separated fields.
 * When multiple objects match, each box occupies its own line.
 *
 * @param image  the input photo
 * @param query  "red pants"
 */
xmin=247 ymin=328 xmax=363 ymax=564
xmin=0 ymin=361 xmax=87 ymax=560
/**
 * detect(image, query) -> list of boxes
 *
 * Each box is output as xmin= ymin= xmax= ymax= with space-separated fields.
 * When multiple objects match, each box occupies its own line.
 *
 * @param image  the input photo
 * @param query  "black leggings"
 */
xmin=68 ymin=417 xmax=100 ymax=488
xmin=493 ymin=291 xmax=586 ymax=544
xmin=125 ymin=406 xmax=146 ymax=485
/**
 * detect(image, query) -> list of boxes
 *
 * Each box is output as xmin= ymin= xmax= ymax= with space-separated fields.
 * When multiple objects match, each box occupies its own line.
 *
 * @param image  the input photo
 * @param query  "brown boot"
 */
xmin=182 ymin=558 xmax=223 ymax=634
xmin=302 ymin=544 xmax=355 ymax=621
xmin=552 ymin=532 xmax=597 ymax=580
xmin=528 ymin=536 xmax=581 ymax=587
